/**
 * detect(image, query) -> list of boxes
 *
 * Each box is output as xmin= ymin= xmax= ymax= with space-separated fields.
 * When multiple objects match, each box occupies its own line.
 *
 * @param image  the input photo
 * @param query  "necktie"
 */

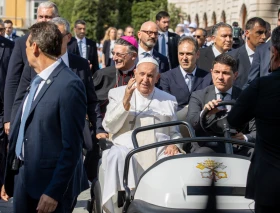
xmin=15 ymin=75 xmax=43 ymax=157
xmin=186 ymin=73 xmax=193 ymax=91
xmin=142 ymin=52 xmax=151 ymax=58
xmin=161 ymin=34 xmax=166 ymax=56
xmin=78 ymin=40 xmax=83 ymax=57
xmin=220 ymin=93 xmax=228 ymax=100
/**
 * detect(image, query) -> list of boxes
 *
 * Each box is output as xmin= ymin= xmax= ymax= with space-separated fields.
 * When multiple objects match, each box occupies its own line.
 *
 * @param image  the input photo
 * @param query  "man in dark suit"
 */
xmin=4 ymin=20 xmax=19 ymax=41
xmin=4 ymin=22 xmax=88 ymax=213
xmin=227 ymin=26 xmax=280 ymax=213
xmin=246 ymin=10 xmax=280 ymax=87
xmin=154 ymin=11 xmax=180 ymax=69
xmin=187 ymin=54 xmax=255 ymax=153
xmin=160 ymin=36 xmax=212 ymax=111
xmin=67 ymin=20 xmax=99 ymax=74
xmin=10 ymin=17 xmax=100 ymax=183
xmin=229 ymin=17 xmax=266 ymax=89
xmin=3 ymin=1 xmax=59 ymax=136
xmin=138 ymin=21 xmax=169 ymax=73
xmin=197 ymin=23 xmax=233 ymax=72
xmin=0 ymin=36 xmax=14 ymax=200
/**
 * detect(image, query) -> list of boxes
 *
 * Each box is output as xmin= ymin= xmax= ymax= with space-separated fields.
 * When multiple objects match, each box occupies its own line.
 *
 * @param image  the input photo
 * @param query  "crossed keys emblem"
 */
xmin=196 ymin=159 xmax=228 ymax=181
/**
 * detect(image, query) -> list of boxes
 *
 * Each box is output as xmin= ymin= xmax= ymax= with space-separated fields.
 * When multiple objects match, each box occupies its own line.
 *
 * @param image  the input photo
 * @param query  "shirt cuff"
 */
xmin=243 ymin=134 xmax=248 ymax=142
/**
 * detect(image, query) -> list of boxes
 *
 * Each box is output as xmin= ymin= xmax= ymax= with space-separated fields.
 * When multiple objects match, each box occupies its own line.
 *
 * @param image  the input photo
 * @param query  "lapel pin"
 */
xmin=46 ymin=79 xmax=51 ymax=84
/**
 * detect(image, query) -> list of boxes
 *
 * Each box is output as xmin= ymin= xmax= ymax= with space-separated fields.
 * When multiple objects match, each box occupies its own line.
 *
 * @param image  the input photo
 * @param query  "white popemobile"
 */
xmin=90 ymin=101 xmax=255 ymax=213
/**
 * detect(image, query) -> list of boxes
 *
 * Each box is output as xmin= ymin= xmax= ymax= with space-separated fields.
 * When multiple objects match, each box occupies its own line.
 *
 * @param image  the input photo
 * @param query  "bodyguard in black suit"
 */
xmin=160 ymin=36 xmax=212 ymax=111
xmin=229 ymin=17 xmax=266 ymax=89
xmin=137 ymin=21 xmax=169 ymax=73
xmin=0 ymin=36 xmax=13 ymax=194
xmin=67 ymin=20 xmax=99 ymax=74
xmin=197 ymin=23 xmax=233 ymax=72
xmin=3 ymin=1 xmax=59 ymax=136
xmin=4 ymin=22 xmax=88 ymax=213
xmin=227 ymin=27 xmax=280 ymax=213
xmin=154 ymin=11 xmax=180 ymax=69
xmin=187 ymin=54 xmax=255 ymax=153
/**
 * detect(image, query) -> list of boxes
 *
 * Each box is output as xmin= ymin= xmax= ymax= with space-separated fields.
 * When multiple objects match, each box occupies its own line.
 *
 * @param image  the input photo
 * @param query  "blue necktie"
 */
xmin=15 ymin=75 xmax=43 ymax=157
xmin=142 ymin=52 xmax=151 ymax=58
xmin=161 ymin=34 xmax=166 ymax=56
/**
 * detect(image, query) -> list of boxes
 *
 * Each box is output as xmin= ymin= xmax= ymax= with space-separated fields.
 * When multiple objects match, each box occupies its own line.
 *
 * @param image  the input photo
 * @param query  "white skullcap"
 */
xmin=136 ymin=57 xmax=159 ymax=68
xmin=177 ymin=23 xmax=184 ymax=27
xmin=189 ymin=23 xmax=197 ymax=29
xmin=184 ymin=20 xmax=189 ymax=25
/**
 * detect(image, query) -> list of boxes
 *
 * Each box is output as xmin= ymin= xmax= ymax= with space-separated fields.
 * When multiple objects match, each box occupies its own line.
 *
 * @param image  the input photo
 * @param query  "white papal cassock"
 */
xmin=101 ymin=85 xmax=182 ymax=212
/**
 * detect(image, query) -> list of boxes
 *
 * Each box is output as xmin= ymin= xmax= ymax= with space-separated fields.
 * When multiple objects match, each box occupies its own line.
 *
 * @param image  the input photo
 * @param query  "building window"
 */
xmin=0 ymin=6 xmax=2 ymax=16
xmin=34 ymin=2 xmax=40 ymax=19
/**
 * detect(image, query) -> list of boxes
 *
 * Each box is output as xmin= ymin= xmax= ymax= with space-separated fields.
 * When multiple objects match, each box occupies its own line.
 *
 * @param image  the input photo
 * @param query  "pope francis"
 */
xmin=101 ymin=57 xmax=182 ymax=212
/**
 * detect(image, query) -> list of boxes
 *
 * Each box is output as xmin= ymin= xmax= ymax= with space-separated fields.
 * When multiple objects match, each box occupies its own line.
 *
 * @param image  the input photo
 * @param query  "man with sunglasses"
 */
xmin=138 ymin=21 xmax=169 ymax=73
xmin=193 ymin=28 xmax=208 ymax=49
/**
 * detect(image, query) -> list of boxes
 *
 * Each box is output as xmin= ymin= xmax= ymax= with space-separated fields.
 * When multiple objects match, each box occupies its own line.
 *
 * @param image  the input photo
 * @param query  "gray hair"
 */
xmin=211 ymin=22 xmax=232 ymax=36
xmin=51 ymin=17 xmax=70 ymax=34
xmin=38 ymin=1 xmax=59 ymax=18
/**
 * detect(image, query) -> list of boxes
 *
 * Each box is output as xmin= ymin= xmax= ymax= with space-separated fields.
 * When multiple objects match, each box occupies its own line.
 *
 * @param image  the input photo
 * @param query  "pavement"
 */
xmin=0 ymin=188 xmax=91 ymax=213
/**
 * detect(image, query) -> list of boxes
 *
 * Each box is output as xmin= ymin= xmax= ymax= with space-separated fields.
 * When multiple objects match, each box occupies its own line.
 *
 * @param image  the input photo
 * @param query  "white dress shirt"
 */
xmin=138 ymin=45 xmax=153 ymax=61
xmin=60 ymin=51 xmax=69 ymax=67
xmin=179 ymin=66 xmax=197 ymax=87
xmin=5 ymin=34 xmax=13 ymax=41
xmin=20 ymin=59 xmax=62 ymax=159
xmin=245 ymin=42 xmax=255 ymax=64
xmin=212 ymin=45 xmax=223 ymax=57
xmin=76 ymin=37 xmax=87 ymax=59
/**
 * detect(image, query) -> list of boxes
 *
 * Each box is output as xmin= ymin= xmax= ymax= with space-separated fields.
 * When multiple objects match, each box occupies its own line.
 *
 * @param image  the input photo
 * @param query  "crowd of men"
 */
xmin=0 ymin=1 xmax=280 ymax=213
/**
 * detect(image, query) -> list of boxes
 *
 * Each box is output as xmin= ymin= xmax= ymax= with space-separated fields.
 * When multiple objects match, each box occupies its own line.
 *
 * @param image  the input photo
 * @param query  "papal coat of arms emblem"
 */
xmin=196 ymin=159 xmax=228 ymax=181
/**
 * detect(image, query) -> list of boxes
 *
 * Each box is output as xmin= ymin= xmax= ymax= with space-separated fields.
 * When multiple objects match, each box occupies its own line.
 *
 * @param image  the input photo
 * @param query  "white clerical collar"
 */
xmin=179 ymin=66 xmax=197 ymax=77
xmin=135 ymin=87 xmax=155 ymax=100
xmin=76 ymin=37 xmax=86 ymax=43
xmin=138 ymin=45 xmax=153 ymax=56
xmin=215 ymin=86 xmax=232 ymax=95
xmin=212 ymin=45 xmax=223 ymax=57
xmin=119 ymin=65 xmax=135 ymax=74
xmin=60 ymin=51 xmax=69 ymax=67
xmin=245 ymin=42 xmax=255 ymax=57
xmin=38 ymin=59 xmax=62 ymax=81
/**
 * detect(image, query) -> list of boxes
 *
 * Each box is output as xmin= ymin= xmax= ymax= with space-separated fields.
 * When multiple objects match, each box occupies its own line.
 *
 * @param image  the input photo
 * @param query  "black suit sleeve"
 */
xmin=89 ymin=41 xmax=99 ymax=74
xmin=228 ymin=79 xmax=258 ymax=128
xmin=159 ymin=73 xmax=171 ymax=93
xmin=186 ymin=91 xmax=204 ymax=131
xmin=10 ymin=64 xmax=33 ymax=124
xmin=4 ymin=37 xmax=26 ymax=123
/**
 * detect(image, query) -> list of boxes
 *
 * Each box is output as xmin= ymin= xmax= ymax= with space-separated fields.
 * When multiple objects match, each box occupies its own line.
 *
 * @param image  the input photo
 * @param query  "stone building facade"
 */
xmin=168 ymin=0 xmax=280 ymax=30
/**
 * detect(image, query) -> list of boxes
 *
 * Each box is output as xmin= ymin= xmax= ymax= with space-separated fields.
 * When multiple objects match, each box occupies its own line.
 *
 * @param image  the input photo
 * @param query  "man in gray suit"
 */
xmin=229 ymin=17 xmax=266 ymax=89
xmin=246 ymin=9 xmax=280 ymax=88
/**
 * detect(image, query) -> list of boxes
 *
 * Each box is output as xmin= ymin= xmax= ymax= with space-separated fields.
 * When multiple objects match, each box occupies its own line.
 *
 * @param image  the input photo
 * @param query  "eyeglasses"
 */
xmin=193 ymin=35 xmax=203 ymax=38
xmin=111 ymin=51 xmax=132 ymax=58
xmin=141 ymin=30 xmax=159 ymax=37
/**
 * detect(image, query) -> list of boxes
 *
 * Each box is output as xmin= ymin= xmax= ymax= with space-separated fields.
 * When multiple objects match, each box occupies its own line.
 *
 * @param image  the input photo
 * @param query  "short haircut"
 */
xmin=115 ymin=38 xmax=138 ymax=53
xmin=178 ymin=36 xmax=199 ymax=53
xmin=271 ymin=26 xmax=280 ymax=53
xmin=125 ymin=25 xmax=133 ymax=31
xmin=266 ymin=21 xmax=271 ymax=31
xmin=51 ymin=17 xmax=70 ymax=34
xmin=28 ymin=22 xmax=62 ymax=58
xmin=74 ymin=20 xmax=86 ymax=28
xmin=38 ymin=1 xmax=59 ymax=17
xmin=212 ymin=53 xmax=238 ymax=73
xmin=278 ymin=8 xmax=280 ymax=17
xmin=245 ymin=17 xmax=266 ymax=30
xmin=4 ymin=20 xmax=13 ymax=25
xmin=211 ymin=22 xmax=232 ymax=36
xmin=176 ymin=26 xmax=184 ymax=33
xmin=196 ymin=28 xmax=207 ymax=36
xmin=156 ymin=11 xmax=170 ymax=21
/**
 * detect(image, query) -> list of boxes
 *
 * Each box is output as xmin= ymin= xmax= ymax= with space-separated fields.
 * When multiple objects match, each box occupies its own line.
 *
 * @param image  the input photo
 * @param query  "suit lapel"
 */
xmin=28 ymin=62 xmax=66 ymax=116
xmin=0 ymin=41 xmax=4 ymax=61
xmin=239 ymin=45 xmax=251 ymax=73
xmin=231 ymin=86 xmax=242 ymax=100
xmin=192 ymin=69 xmax=205 ymax=91
xmin=205 ymin=85 xmax=216 ymax=103
xmin=85 ymin=38 xmax=89 ymax=60
xmin=173 ymin=67 xmax=189 ymax=92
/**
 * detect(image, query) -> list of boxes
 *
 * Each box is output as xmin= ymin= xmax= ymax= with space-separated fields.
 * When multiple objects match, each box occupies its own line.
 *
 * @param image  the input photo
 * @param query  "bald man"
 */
xmin=138 ymin=21 xmax=170 ymax=73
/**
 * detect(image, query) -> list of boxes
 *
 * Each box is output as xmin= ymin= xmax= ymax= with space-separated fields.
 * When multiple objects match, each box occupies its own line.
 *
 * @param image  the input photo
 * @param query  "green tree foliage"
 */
xmin=71 ymin=0 xmax=98 ymax=40
xmin=131 ymin=0 xmax=167 ymax=33
xmin=52 ymin=0 xmax=75 ymax=22
xmin=168 ymin=3 xmax=187 ymax=30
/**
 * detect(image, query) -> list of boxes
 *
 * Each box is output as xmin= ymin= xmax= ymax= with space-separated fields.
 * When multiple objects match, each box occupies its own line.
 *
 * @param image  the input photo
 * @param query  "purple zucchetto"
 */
xmin=120 ymin=36 xmax=138 ymax=49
